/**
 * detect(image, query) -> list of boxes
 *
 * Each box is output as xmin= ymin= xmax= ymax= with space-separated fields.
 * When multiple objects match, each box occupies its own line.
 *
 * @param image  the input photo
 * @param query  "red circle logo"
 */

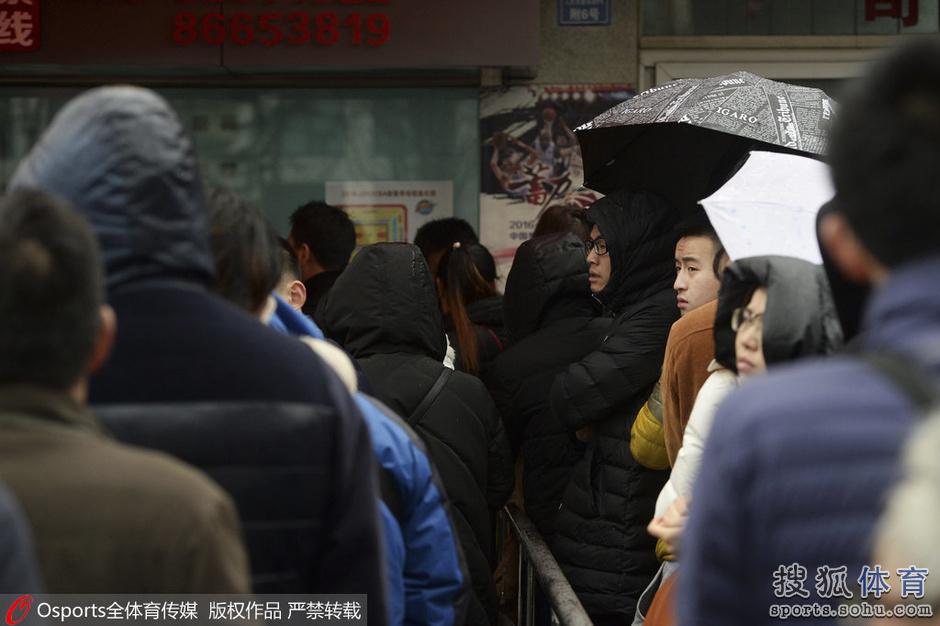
xmin=6 ymin=595 xmax=31 ymax=626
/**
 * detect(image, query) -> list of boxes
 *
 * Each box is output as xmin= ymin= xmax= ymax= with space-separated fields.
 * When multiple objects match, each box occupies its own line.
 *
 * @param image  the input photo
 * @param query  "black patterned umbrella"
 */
xmin=575 ymin=71 xmax=835 ymax=213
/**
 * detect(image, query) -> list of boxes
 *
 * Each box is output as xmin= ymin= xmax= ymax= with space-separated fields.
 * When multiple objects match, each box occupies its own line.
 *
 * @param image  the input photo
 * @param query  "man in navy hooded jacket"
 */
xmin=678 ymin=41 xmax=940 ymax=626
xmin=9 ymin=86 xmax=387 ymax=622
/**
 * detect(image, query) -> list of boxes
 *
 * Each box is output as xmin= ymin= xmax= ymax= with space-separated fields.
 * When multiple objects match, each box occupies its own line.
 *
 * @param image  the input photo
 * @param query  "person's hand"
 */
xmin=648 ymin=496 xmax=690 ymax=557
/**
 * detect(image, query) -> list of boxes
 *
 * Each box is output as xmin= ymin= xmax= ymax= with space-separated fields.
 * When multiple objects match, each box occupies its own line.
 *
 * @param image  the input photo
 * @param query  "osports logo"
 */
xmin=6 ymin=595 xmax=31 ymax=625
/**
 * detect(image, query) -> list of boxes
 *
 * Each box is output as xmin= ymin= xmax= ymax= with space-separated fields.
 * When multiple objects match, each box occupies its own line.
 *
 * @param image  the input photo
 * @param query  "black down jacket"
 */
xmin=9 ymin=86 xmax=388 ymax=622
xmin=485 ymin=233 xmax=609 ymax=538
xmin=320 ymin=242 xmax=514 ymax=626
xmin=713 ymin=255 xmax=844 ymax=371
xmin=548 ymin=191 xmax=680 ymax=624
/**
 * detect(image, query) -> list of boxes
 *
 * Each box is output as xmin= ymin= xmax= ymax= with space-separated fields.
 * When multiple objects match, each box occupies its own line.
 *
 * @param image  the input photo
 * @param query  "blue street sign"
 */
xmin=558 ymin=0 xmax=611 ymax=26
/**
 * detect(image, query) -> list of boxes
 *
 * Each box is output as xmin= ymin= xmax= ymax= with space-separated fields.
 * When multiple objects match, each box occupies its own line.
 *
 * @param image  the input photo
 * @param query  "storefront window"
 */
xmin=0 ymin=87 xmax=480 ymax=235
xmin=643 ymin=0 xmax=938 ymax=36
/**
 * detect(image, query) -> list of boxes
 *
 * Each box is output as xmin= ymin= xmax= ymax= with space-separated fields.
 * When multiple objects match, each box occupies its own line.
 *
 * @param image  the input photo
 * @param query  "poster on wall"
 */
xmin=326 ymin=180 xmax=454 ymax=247
xmin=479 ymin=84 xmax=634 ymax=285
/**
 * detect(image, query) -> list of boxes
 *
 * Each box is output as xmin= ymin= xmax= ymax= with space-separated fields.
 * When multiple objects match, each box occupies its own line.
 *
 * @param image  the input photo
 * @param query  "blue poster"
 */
xmin=558 ymin=0 xmax=611 ymax=26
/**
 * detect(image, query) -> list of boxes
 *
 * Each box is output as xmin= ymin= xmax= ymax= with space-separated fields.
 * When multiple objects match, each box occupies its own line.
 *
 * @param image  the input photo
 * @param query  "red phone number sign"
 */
xmin=173 ymin=0 xmax=390 ymax=47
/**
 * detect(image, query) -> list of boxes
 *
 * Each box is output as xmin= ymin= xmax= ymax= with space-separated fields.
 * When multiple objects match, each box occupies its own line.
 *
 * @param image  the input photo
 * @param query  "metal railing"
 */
xmin=501 ymin=504 xmax=593 ymax=626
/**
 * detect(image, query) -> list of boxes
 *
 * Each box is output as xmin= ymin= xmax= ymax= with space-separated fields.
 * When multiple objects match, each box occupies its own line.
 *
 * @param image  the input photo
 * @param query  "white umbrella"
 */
xmin=700 ymin=151 xmax=834 ymax=264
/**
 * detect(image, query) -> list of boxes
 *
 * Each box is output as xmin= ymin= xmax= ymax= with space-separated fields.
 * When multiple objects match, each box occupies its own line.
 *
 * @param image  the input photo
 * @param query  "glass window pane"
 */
xmin=0 ymin=87 xmax=480 ymax=235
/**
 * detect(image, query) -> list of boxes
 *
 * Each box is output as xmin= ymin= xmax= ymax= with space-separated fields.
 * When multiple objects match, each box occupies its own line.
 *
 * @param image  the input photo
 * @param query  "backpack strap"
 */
xmin=411 ymin=367 xmax=453 ymax=425
xmin=862 ymin=350 xmax=939 ymax=414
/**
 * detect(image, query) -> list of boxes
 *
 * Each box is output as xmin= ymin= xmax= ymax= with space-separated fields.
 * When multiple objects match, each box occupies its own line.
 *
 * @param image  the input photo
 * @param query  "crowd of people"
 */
xmin=1 ymin=39 xmax=940 ymax=626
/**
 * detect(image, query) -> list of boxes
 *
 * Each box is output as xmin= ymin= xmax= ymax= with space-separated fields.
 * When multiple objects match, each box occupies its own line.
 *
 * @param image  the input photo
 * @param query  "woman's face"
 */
xmin=734 ymin=287 xmax=768 ymax=379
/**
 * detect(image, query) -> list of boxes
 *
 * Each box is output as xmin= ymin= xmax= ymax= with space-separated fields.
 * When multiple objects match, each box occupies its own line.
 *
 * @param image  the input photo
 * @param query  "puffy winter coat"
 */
xmin=9 ymin=86 xmax=388 ymax=621
xmin=548 ymin=191 xmax=680 ymax=623
xmin=356 ymin=395 xmax=471 ymax=626
xmin=320 ymin=243 xmax=514 ymax=626
xmin=272 ymin=298 xmax=471 ymax=626
xmin=485 ymin=233 xmax=608 ymax=537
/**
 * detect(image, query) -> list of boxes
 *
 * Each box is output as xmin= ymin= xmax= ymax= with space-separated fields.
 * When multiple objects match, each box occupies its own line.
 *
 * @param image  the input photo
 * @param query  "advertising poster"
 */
xmin=479 ymin=84 xmax=634 ymax=284
xmin=326 ymin=180 xmax=454 ymax=247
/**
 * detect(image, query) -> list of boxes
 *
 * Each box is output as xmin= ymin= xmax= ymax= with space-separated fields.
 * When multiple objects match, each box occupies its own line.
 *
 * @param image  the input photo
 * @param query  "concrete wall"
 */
xmin=534 ymin=0 xmax=640 ymax=86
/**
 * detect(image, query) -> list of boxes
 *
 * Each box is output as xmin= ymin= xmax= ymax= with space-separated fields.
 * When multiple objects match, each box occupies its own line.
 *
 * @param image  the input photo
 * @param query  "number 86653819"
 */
xmin=172 ymin=11 xmax=390 ymax=47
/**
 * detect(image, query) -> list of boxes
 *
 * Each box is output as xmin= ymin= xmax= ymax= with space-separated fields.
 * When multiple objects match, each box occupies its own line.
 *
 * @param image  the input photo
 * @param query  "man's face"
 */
xmin=674 ymin=235 xmax=722 ymax=315
xmin=586 ymin=225 xmax=611 ymax=295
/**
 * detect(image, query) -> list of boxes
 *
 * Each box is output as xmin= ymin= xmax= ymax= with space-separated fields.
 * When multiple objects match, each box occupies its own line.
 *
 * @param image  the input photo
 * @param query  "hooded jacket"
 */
xmin=548 ymin=191 xmax=680 ymax=622
xmin=9 ymin=87 xmax=388 ymax=621
xmin=713 ymin=256 xmax=844 ymax=373
xmin=320 ymin=243 xmax=514 ymax=626
xmin=485 ymin=233 xmax=609 ymax=537
xmin=272 ymin=298 xmax=470 ymax=626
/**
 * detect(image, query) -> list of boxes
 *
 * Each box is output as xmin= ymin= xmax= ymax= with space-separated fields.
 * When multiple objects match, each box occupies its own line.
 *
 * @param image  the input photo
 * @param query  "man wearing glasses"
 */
xmin=550 ymin=189 xmax=679 ymax=625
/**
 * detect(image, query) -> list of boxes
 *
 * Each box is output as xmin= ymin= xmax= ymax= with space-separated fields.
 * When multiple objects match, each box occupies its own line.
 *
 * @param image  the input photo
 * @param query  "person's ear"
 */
xmin=86 ymin=305 xmax=116 ymax=374
xmin=296 ymin=243 xmax=311 ymax=266
xmin=286 ymin=279 xmax=307 ymax=311
xmin=716 ymin=250 xmax=731 ymax=276
xmin=819 ymin=212 xmax=887 ymax=285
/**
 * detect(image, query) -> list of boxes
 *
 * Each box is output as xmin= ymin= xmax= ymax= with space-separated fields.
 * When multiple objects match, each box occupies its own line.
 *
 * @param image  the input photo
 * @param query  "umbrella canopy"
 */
xmin=700 ymin=151 xmax=834 ymax=264
xmin=575 ymin=71 xmax=835 ymax=213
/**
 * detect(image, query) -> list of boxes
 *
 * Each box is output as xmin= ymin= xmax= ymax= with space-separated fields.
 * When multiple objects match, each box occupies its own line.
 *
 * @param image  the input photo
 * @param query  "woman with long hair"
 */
xmin=437 ymin=241 xmax=507 ymax=377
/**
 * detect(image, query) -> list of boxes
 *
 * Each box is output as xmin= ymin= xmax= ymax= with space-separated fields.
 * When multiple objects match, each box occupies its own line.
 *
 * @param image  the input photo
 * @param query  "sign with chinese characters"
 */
xmin=0 ymin=0 xmax=38 ymax=52
xmin=0 ymin=594 xmax=367 ymax=625
xmin=557 ymin=0 xmax=610 ymax=26
xmin=0 ymin=0 xmax=537 ymax=73
xmin=325 ymin=180 xmax=453 ymax=246
xmin=865 ymin=0 xmax=918 ymax=27
xmin=768 ymin=562 xmax=934 ymax=621
xmin=479 ymin=84 xmax=632 ymax=288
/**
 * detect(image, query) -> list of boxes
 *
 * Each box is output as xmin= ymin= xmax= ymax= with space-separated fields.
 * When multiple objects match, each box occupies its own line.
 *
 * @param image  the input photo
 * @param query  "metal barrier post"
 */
xmin=502 ymin=503 xmax=593 ymax=626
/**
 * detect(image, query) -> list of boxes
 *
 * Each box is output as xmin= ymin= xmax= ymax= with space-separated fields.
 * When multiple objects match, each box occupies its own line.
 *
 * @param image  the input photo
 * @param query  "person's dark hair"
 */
xmin=414 ymin=217 xmax=479 ymax=261
xmin=829 ymin=40 xmax=940 ymax=268
xmin=0 ymin=189 xmax=103 ymax=388
xmin=289 ymin=201 xmax=356 ymax=271
xmin=279 ymin=237 xmax=302 ymax=282
xmin=533 ymin=204 xmax=590 ymax=240
xmin=466 ymin=240 xmax=498 ymax=285
xmin=675 ymin=214 xmax=726 ymax=278
xmin=438 ymin=242 xmax=499 ymax=375
xmin=207 ymin=188 xmax=282 ymax=314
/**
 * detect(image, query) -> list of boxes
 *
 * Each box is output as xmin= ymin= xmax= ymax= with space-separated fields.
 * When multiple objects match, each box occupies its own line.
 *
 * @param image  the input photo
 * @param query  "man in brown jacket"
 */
xmin=0 ymin=189 xmax=251 ymax=593
xmin=631 ymin=218 xmax=728 ymax=467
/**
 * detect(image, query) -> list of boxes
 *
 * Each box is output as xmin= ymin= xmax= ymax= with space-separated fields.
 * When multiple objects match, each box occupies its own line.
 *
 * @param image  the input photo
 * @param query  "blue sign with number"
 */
xmin=558 ymin=0 xmax=611 ymax=26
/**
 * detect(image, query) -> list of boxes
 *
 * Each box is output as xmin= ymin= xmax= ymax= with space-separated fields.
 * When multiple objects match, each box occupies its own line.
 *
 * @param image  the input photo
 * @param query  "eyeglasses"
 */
xmin=585 ymin=237 xmax=609 ymax=256
xmin=731 ymin=307 xmax=765 ymax=332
